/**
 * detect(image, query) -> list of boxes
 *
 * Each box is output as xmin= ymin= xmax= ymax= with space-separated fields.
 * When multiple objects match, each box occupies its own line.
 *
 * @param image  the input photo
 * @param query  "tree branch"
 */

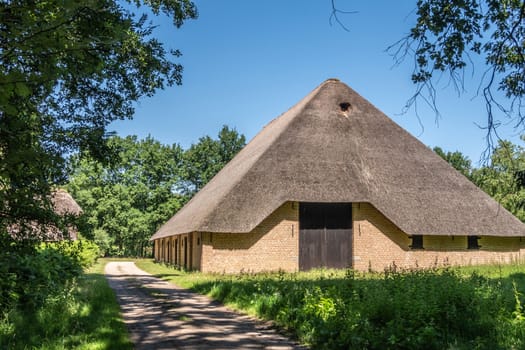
xmin=329 ymin=0 xmax=357 ymax=31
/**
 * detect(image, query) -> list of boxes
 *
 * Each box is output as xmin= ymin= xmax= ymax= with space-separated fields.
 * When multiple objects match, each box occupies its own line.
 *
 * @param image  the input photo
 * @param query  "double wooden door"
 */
xmin=299 ymin=203 xmax=352 ymax=270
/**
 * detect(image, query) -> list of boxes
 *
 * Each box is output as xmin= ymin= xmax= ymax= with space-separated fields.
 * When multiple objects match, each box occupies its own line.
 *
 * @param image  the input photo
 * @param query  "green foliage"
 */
xmin=390 ymin=0 xmax=524 ymax=137
xmin=0 ymin=233 xmax=98 ymax=312
xmin=0 ymin=0 xmax=197 ymax=238
xmin=181 ymin=125 xmax=246 ymax=194
xmin=472 ymin=138 xmax=525 ymax=222
xmin=68 ymin=135 xmax=186 ymax=256
xmin=433 ymin=146 xmax=473 ymax=179
xmin=0 ymin=259 xmax=133 ymax=350
xmin=434 ymin=140 xmax=525 ymax=222
xmin=138 ymin=261 xmax=525 ymax=350
xmin=43 ymin=240 xmax=100 ymax=269
xmin=67 ymin=128 xmax=245 ymax=257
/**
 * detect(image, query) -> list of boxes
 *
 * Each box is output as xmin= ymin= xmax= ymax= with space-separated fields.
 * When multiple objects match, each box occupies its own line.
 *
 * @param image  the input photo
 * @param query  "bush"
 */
xmin=185 ymin=267 xmax=525 ymax=349
xmin=0 ymin=259 xmax=133 ymax=349
xmin=44 ymin=239 xmax=100 ymax=269
xmin=0 ymin=235 xmax=99 ymax=312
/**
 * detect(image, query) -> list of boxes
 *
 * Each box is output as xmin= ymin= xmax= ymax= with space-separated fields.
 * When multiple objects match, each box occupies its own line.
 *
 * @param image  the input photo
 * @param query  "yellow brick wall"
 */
xmin=199 ymin=202 xmax=299 ymax=273
xmin=353 ymin=202 xmax=523 ymax=271
xmin=154 ymin=201 xmax=524 ymax=273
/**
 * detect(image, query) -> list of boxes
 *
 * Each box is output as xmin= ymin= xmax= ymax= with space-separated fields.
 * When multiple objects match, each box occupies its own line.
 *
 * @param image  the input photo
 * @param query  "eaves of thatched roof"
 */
xmin=152 ymin=79 xmax=525 ymax=239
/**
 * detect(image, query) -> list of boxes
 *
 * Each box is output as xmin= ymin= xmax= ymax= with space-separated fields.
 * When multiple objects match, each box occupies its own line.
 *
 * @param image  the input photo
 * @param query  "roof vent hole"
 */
xmin=339 ymin=102 xmax=351 ymax=112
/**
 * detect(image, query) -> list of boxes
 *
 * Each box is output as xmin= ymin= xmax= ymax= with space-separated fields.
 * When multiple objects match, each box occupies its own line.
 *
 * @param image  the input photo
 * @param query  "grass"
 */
xmin=0 ymin=258 xmax=133 ymax=350
xmin=137 ymin=259 xmax=525 ymax=349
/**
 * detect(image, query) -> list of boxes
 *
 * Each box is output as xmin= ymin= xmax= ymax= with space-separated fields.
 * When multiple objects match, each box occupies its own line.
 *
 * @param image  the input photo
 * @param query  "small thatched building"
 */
xmin=48 ymin=189 xmax=82 ymax=240
xmin=151 ymin=79 xmax=525 ymax=272
xmin=9 ymin=189 xmax=82 ymax=241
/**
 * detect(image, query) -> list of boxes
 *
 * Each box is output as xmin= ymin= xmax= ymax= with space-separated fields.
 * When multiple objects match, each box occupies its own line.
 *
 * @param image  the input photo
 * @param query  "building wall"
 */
xmin=153 ymin=201 xmax=524 ymax=273
xmin=352 ymin=202 xmax=524 ymax=271
xmin=199 ymin=202 xmax=299 ymax=273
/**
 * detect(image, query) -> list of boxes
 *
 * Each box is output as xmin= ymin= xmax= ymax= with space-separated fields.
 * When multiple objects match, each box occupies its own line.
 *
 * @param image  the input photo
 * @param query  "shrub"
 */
xmin=44 ymin=239 xmax=100 ymax=269
xmin=182 ymin=267 xmax=525 ymax=349
xmin=0 ymin=235 xmax=99 ymax=312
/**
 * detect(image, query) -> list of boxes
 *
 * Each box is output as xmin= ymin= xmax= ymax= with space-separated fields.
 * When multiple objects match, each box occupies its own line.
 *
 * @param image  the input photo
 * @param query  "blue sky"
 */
xmin=111 ymin=0 xmax=522 ymax=166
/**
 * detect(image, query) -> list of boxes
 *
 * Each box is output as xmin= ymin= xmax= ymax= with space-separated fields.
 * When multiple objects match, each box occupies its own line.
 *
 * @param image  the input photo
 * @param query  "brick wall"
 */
xmin=199 ymin=202 xmax=299 ymax=273
xmin=353 ymin=202 xmax=524 ymax=271
xmin=153 ymin=233 xmax=208 ymax=270
xmin=154 ymin=201 xmax=524 ymax=273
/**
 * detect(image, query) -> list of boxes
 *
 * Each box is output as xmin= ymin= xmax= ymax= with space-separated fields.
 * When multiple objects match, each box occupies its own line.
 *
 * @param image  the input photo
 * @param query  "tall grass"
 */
xmin=0 ymin=259 xmax=132 ymax=350
xmin=137 ymin=260 xmax=525 ymax=350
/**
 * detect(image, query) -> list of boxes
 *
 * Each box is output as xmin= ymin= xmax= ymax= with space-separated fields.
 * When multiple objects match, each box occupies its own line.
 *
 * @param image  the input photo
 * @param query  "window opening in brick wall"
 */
xmin=410 ymin=235 xmax=424 ymax=249
xmin=468 ymin=236 xmax=480 ymax=249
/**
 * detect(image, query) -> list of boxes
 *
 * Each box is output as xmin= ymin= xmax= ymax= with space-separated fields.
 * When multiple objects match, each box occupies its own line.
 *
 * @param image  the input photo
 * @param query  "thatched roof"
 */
xmin=46 ymin=189 xmax=82 ymax=240
xmin=51 ymin=189 xmax=82 ymax=217
xmin=9 ymin=189 xmax=82 ymax=241
xmin=152 ymin=79 xmax=525 ymax=239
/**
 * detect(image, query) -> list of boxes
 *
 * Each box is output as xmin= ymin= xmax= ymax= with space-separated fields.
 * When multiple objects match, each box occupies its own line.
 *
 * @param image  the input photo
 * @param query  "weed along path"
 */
xmin=105 ymin=261 xmax=305 ymax=350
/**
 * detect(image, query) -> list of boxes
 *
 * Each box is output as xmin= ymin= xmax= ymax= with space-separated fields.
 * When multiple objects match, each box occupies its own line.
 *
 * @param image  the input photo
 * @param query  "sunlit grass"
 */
xmin=0 ymin=259 xmax=133 ymax=350
xmin=137 ymin=259 xmax=525 ymax=349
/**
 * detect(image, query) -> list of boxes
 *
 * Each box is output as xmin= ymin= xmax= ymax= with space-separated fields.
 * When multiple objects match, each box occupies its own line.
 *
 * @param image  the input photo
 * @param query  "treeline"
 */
xmin=66 ymin=125 xmax=245 ymax=257
xmin=433 ymin=137 xmax=525 ymax=222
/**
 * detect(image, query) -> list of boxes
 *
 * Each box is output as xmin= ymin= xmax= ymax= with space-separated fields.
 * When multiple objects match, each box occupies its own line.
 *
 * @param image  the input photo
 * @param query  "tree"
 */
xmin=67 ymin=135 xmax=185 ymax=256
xmin=433 ymin=142 xmax=525 ymax=221
xmin=331 ymin=0 xmax=524 ymax=150
xmin=472 ymin=138 xmax=525 ymax=222
xmin=181 ymin=125 xmax=246 ymax=194
xmin=388 ymin=0 xmax=524 ymax=149
xmin=433 ymin=146 xmax=473 ymax=179
xmin=0 ymin=0 xmax=197 ymax=236
xmin=67 ymin=128 xmax=245 ymax=256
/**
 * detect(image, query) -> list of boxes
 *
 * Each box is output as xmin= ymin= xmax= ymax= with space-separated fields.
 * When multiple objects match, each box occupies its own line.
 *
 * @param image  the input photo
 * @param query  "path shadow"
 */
xmin=105 ymin=262 xmax=306 ymax=350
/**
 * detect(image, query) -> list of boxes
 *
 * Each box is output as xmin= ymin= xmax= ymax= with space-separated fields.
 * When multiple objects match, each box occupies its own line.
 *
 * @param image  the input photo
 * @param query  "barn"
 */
xmin=151 ymin=79 xmax=525 ymax=273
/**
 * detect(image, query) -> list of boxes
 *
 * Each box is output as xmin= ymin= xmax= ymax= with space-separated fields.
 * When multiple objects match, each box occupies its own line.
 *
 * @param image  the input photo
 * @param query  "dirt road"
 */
xmin=104 ymin=261 xmax=306 ymax=350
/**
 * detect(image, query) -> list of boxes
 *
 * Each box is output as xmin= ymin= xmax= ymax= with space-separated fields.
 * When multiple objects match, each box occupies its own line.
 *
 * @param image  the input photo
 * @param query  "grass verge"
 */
xmin=0 ymin=258 xmax=133 ymax=350
xmin=137 ymin=259 xmax=525 ymax=350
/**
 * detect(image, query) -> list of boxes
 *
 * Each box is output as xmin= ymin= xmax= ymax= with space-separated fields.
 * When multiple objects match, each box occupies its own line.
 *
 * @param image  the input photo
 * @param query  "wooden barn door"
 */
xmin=183 ymin=236 xmax=188 ymax=269
xmin=299 ymin=203 xmax=352 ymax=270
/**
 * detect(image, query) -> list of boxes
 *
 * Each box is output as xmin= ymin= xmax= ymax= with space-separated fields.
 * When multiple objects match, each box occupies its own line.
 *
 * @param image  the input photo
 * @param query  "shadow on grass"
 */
xmin=155 ymin=273 xmax=184 ymax=279
xmin=0 ymin=271 xmax=133 ymax=350
xmin=182 ymin=268 xmax=525 ymax=350
xmin=508 ymin=272 xmax=525 ymax=284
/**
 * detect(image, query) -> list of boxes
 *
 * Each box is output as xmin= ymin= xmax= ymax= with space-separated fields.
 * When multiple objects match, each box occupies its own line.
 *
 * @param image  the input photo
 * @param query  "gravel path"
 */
xmin=104 ymin=261 xmax=306 ymax=350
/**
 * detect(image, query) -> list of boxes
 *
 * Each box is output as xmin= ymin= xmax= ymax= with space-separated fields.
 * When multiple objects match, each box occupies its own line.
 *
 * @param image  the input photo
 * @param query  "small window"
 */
xmin=468 ymin=236 xmax=480 ymax=250
xmin=410 ymin=235 xmax=424 ymax=249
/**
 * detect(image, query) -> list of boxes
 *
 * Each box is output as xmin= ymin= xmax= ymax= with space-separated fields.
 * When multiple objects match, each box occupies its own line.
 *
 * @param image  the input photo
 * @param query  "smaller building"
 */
xmin=151 ymin=79 xmax=525 ymax=273
xmin=8 ymin=189 xmax=82 ymax=241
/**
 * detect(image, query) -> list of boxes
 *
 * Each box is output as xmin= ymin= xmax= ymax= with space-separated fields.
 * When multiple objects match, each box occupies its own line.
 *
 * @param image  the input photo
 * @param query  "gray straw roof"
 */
xmin=52 ymin=189 xmax=82 ymax=216
xmin=152 ymin=79 xmax=525 ymax=239
xmin=8 ymin=189 xmax=82 ymax=240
